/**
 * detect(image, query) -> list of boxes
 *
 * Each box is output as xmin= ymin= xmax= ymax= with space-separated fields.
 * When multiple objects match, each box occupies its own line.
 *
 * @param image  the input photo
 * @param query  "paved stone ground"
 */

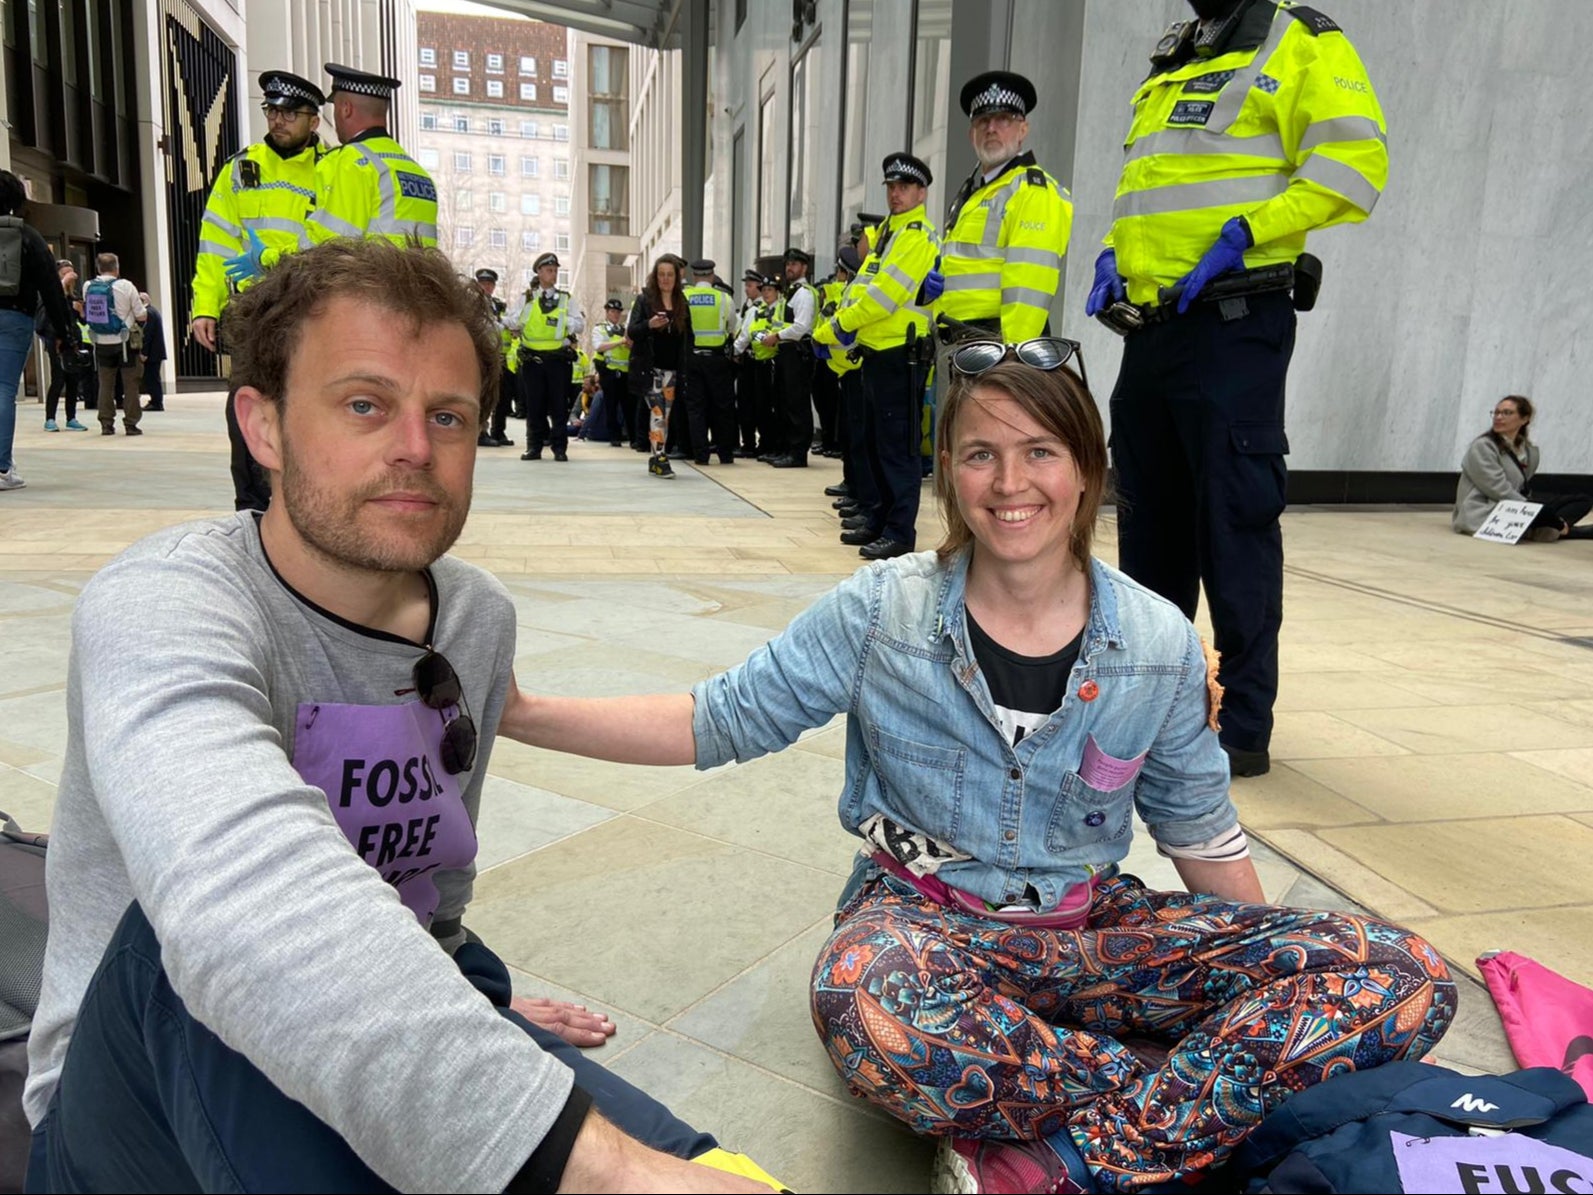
xmin=4 ymin=392 xmax=1580 ymax=1189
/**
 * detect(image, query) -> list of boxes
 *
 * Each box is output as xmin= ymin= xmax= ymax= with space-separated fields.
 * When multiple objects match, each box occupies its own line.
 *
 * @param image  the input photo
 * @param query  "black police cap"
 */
xmin=782 ymin=247 xmax=813 ymax=266
xmin=474 ymin=268 xmax=499 ymax=282
xmin=959 ymin=70 xmax=1037 ymax=119
xmin=261 ymin=70 xmax=326 ymax=111
xmin=604 ymin=298 xmax=624 ymax=309
xmin=690 ymin=258 xmax=716 ymax=273
xmin=533 ymin=252 xmax=560 ymax=271
xmin=837 ymin=245 xmax=862 ymax=274
xmin=325 ymin=63 xmax=401 ymax=101
xmin=881 ymin=152 xmax=932 ymax=187
xmin=742 ymin=268 xmax=762 ymax=283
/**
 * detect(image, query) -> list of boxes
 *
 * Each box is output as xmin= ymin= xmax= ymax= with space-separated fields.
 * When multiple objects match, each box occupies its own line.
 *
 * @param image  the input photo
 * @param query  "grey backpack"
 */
xmin=0 ymin=811 xmax=47 ymax=1193
xmin=0 ymin=218 xmax=24 ymax=299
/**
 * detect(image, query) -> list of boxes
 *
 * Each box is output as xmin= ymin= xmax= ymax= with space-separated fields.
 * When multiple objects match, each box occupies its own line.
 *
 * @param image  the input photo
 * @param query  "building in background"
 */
xmin=565 ymin=32 xmax=636 ymax=319
xmin=413 ymin=7 xmax=572 ymax=302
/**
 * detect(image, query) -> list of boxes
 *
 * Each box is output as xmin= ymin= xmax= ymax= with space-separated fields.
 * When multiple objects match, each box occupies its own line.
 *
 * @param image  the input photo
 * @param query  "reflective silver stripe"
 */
xmin=1298 ymin=115 xmax=1387 ymax=154
xmin=241 ymin=216 xmax=308 ymax=237
xmin=1295 ymin=154 xmax=1381 ymax=214
xmin=1126 ymin=128 xmax=1287 ymax=165
xmin=1204 ymin=7 xmax=1294 ymax=133
xmin=1001 ymin=285 xmax=1055 ymax=310
xmin=943 ymin=271 xmax=1001 ymax=291
xmin=366 ymin=219 xmax=437 ymax=243
xmin=883 ymin=263 xmax=915 ymax=290
xmin=980 ymin=177 xmax=1024 ymax=247
xmin=197 ymin=239 xmax=233 ymax=258
xmin=356 ymin=144 xmax=400 ymax=226
xmin=942 ymin=240 xmax=996 ymax=259
xmin=203 ymin=212 xmax=243 ymax=238
xmin=1003 ymin=246 xmax=1061 ymax=270
xmin=1113 ymin=174 xmax=1288 ymax=220
xmin=309 ymin=210 xmax=363 ymax=238
xmin=863 ymin=283 xmax=900 ymax=314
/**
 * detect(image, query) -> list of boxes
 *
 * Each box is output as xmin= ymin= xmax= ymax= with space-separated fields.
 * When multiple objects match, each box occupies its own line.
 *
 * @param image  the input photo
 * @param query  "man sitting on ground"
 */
xmin=24 ymin=239 xmax=775 ymax=1193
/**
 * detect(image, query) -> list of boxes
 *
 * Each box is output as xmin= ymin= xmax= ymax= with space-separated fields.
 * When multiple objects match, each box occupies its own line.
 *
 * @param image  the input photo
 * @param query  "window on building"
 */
xmin=419 ymin=74 xmax=436 ymax=92
xmin=452 ymin=77 xmax=469 ymax=95
xmin=842 ymin=1 xmax=872 ymax=216
xmin=519 ymin=55 xmax=537 ymax=75
xmin=489 ymin=192 xmax=507 ymax=212
xmin=520 ymin=83 xmax=537 ymax=102
xmin=520 ymin=156 xmax=539 ymax=177
xmin=555 ymin=233 xmax=570 ymax=251
xmin=486 ymin=53 xmax=503 ymax=74
xmin=521 ymin=194 xmax=541 ymax=216
xmin=520 ymin=119 xmax=539 ymax=138
xmin=488 ymin=154 xmax=506 ymax=176
xmin=421 ymin=112 xmax=438 ymax=130
xmin=487 ymin=118 xmax=503 ymax=137
xmin=554 ymin=158 xmax=570 ymax=180
xmin=487 ymin=80 xmax=503 ymax=99
xmin=557 ymin=269 xmax=570 ymax=288
xmin=453 ymin=50 xmax=470 ymax=69
xmin=589 ymin=163 xmax=629 ymax=236
xmin=454 ymin=115 xmax=469 ymax=133
xmin=589 ymin=46 xmax=629 ymax=151
xmin=455 ymin=225 xmax=474 ymax=247
xmin=554 ymin=195 xmax=570 ymax=215
xmin=788 ymin=42 xmax=820 ymax=250
xmin=454 ymin=152 xmax=472 ymax=172
xmin=490 ymin=228 xmax=507 ymax=249
xmin=757 ymin=90 xmax=776 ymax=254
xmin=554 ymin=124 xmax=569 ymax=141
xmin=418 ymin=148 xmax=440 ymax=169
xmin=420 ymin=47 xmax=437 ymax=67
xmin=522 ymin=231 xmax=541 ymax=251
xmin=456 ymin=190 xmax=473 ymax=209
xmin=553 ymin=86 xmax=569 ymax=104
xmin=552 ymin=59 xmax=568 ymax=78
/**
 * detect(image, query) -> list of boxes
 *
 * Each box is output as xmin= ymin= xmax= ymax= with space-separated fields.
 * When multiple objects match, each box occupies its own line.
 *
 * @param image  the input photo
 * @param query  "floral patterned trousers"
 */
xmin=810 ymin=873 xmax=1455 ymax=1190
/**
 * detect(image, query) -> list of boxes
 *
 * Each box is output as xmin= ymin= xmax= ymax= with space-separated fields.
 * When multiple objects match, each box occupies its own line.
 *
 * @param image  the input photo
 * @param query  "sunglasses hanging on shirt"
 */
xmin=412 ymin=649 xmax=478 ymax=775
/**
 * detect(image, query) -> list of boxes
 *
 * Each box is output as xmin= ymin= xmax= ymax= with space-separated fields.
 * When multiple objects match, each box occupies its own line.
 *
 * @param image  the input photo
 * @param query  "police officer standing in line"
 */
xmin=732 ymin=268 xmax=764 ymax=457
xmin=683 ymin=260 xmax=739 ymax=466
xmin=472 ymin=268 xmax=517 ymax=449
xmin=810 ymin=264 xmax=846 ymax=459
xmin=592 ymin=298 xmax=631 ymax=447
xmin=304 ymin=65 xmax=438 ymax=248
xmin=760 ymin=248 xmax=817 ymax=468
xmin=515 ymin=252 xmax=584 ymax=462
xmin=1089 ymin=0 xmax=1387 ymax=777
xmin=191 ymin=70 xmax=324 ymax=512
xmin=932 ymin=71 xmax=1073 ymax=342
xmin=813 ymin=153 xmax=940 ymax=561
xmin=821 ymin=244 xmax=865 ymax=510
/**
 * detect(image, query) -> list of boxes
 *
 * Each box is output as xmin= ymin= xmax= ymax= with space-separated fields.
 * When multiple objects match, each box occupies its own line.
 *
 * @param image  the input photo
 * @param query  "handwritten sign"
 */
xmin=1474 ymin=500 xmax=1543 ymax=545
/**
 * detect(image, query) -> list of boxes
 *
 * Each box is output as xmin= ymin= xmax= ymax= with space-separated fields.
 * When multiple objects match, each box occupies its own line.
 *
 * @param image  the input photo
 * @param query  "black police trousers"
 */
xmin=774 ymin=343 xmax=814 ymax=460
xmin=1109 ymin=291 xmax=1295 ymax=754
xmin=225 ymin=385 xmax=270 ymax=512
xmin=519 ymin=351 xmax=571 ymax=454
xmin=683 ymin=350 xmax=737 ymax=463
xmin=860 ymin=347 xmax=923 ymax=547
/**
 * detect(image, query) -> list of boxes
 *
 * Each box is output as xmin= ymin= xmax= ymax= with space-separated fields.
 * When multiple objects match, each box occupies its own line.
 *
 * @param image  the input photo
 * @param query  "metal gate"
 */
xmin=158 ymin=0 xmax=240 ymax=381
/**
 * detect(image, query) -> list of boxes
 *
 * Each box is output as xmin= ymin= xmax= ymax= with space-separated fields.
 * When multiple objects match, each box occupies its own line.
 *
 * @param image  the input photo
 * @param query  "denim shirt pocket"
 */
xmin=868 ymin=726 xmax=967 ymax=842
xmin=1045 ymin=765 xmax=1136 ymax=853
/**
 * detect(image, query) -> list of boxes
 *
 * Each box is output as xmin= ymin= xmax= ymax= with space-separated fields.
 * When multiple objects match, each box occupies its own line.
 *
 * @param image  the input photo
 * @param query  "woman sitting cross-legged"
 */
xmin=1453 ymin=394 xmax=1593 ymax=542
xmin=501 ymin=342 xmax=1456 ymax=1194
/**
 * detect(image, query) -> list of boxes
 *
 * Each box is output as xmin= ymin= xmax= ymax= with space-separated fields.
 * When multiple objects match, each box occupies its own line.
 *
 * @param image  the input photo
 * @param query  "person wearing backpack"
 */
xmin=0 ymin=170 xmax=80 ymax=490
xmin=84 ymin=252 xmax=147 ymax=436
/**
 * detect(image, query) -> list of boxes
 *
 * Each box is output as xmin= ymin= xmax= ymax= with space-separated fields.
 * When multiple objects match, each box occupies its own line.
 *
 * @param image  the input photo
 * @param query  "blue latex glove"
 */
xmin=835 ymin=324 xmax=856 ymax=348
xmin=223 ymin=229 xmax=268 ymax=285
xmin=1085 ymin=248 xmax=1127 ymax=316
xmin=1174 ymin=217 xmax=1253 ymax=314
xmin=922 ymin=256 xmax=945 ymax=304
xmin=812 ymin=342 xmax=831 ymax=361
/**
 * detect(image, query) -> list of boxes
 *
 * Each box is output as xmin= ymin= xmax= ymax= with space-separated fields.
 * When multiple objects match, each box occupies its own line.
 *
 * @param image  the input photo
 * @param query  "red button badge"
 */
xmin=1079 ymin=680 xmax=1099 ymax=702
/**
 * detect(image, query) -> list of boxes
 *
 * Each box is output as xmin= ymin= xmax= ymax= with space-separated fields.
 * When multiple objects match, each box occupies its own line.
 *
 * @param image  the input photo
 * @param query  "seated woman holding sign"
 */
xmin=1454 ymin=395 xmax=1593 ymax=541
xmin=503 ymin=343 xmax=1456 ymax=1192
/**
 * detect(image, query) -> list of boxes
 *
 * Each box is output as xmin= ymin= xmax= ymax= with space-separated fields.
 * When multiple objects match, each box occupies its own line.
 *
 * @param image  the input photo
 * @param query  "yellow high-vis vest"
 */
xmin=815 ymin=203 xmax=938 ymax=353
xmin=306 ymin=130 xmax=438 ymax=248
xmin=518 ymin=290 xmax=572 ymax=353
xmin=684 ymin=284 xmax=734 ymax=348
xmin=1106 ymin=1 xmax=1387 ymax=306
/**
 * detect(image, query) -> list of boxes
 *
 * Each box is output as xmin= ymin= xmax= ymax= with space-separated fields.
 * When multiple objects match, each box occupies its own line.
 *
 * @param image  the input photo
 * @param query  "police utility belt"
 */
xmin=1097 ymin=254 xmax=1322 ymax=338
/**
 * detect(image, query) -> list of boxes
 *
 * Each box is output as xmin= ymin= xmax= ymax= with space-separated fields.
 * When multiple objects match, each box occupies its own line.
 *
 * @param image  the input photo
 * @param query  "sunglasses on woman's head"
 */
xmin=949 ymin=337 xmax=1088 ymax=391
xmin=413 ymin=649 xmax=477 ymax=775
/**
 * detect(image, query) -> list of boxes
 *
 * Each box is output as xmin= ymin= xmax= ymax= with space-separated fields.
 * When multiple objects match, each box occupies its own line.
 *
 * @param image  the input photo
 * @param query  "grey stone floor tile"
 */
xmin=473 ymin=775 xmax=616 ymax=871
xmin=502 ymin=963 xmax=658 ymax=1057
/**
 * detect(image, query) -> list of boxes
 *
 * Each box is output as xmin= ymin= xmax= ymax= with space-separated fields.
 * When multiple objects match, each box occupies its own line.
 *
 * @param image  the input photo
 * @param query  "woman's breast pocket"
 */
xmin=1045 ymin=737 xmax=1145 ymax=853
xmin=868 ymin=727 xmax=967 ymax=843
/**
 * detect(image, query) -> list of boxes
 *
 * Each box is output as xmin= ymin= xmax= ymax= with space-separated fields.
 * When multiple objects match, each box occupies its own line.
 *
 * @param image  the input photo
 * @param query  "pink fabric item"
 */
xmin=1478 ymin=949 xmax=1593 ymax=1101
xmin=869 ymin=851 xmax=1098 ymax=929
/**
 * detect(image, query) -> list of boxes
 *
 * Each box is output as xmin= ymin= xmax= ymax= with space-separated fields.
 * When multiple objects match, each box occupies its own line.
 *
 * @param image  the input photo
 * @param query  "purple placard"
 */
xmin=1391 ymin=1130 xmax=1593 ymax=1194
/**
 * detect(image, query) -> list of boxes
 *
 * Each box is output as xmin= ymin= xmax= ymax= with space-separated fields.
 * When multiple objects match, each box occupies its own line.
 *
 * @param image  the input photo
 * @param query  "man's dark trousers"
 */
xmin=683 ymin=349 xmax=736 ymax=463
xmin=225 ymin=387 xmax=270 ymax=511
xmin=811 ymin=361 xmax=839 ymax=453
xmin=734 ymin=355 xmax=759 ymax=453
xmin=595 ymin=364 xmax=628 ymax=441
xmin=838 ymin=368 xmax=865 ymax=496
xmin=488 ymin=364 xmax=514 ymax=442
xmin=26 ymin=903 xmax=716 ymax=1191
xmin=774 ymin=343 xmax=814 ymax=460
xmin=519 ymin=352 xmax=571 ymax=455
xmin=1108 ymin=291 xmax=1295 ymax=755
xmin=860 ymin=347 xmax=922 ymax=547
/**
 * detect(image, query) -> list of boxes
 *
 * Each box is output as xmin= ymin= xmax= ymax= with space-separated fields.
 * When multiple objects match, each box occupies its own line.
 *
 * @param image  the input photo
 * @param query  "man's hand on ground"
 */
xmin=510 ymin=994 xmax=615 ymax=1048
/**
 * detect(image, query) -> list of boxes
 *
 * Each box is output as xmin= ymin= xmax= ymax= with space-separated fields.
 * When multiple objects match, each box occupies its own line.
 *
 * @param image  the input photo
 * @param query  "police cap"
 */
xmin=881 ymin=152 xmax=932 ymax=187
xmin=474 ymin=267 xmax=499 ymax=283
xmin=855 ymin=211 xmax=885 ymax=228
xmin=760 ymin=275 xmax=781 ymax=289
xmin=837 ymin=245 xmax=862 ymax=275
xmin=742 ymin=268 xmax=762 ymax=284
xmin=261 ymin=70 xmax=326 ymax=112
xmin=533 ymin=252 xmax=560 ymax=272
xmin=325 ymin=63 xmax=401 ymax=102
xmin=604 ymin=298 xmax=624 ymax=310
xmin=782 ymin=247 xmax=813 ymax=266
xmin=959 ymin=70 xmax=1037 ymax=119
xmin=690 ymin=258 xmax=716 ymax=274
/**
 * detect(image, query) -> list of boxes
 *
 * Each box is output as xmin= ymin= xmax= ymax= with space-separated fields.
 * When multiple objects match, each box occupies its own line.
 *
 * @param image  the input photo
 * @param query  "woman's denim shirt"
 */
xmin=691 ymin=549 xmax=1238 ymax=912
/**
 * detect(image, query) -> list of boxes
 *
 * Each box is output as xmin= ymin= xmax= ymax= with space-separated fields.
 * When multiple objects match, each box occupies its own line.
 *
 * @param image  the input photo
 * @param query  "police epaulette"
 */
xmin=1025 ymin=167 xmax=1047 ymax=187
xmin=1284 ymin=4 xmax=1341 ymax=35
xmin=906 ymin=220 xmax=924 ymax=231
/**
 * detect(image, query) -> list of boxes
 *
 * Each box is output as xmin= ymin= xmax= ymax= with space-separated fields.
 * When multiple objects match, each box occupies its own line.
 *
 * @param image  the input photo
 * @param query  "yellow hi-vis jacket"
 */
xmin=594 ymin=321 xmax=631 ymax=371
xmin=683 ymin=283 xmax=736 ymax=348
xmin=747 ymin=303 xmax=783 ymax=361
xmin=938 ymin=152 xmax=1072 ymax=341
xmin=814 ymin=203 xmax=939 ymax=353
xmin=190 ymin=140 xmax=321 ymax=321
xmin=1107 ymin=1 xmax=1387 ymax=306
xmin=518 ymin=290 xmax=573 ymax=353
xmin=306 ymin=129 xmax=438 ymax=248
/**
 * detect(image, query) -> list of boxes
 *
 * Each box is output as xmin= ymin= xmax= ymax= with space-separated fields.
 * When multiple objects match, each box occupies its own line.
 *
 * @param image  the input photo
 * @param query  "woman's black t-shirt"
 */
xmin=966 ymin=612 xmax=1083 ymax=746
